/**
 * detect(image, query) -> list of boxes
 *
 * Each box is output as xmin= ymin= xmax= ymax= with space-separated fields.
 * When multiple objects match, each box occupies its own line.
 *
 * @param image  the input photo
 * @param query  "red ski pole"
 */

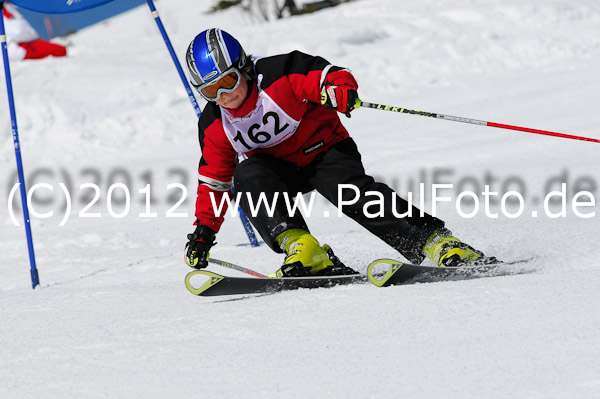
xmin=357 ymin=100 xmax=600 ymax=144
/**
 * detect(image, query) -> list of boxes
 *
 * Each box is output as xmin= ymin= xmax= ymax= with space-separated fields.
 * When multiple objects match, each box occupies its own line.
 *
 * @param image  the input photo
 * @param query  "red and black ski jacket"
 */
xmin=195 ymin=51 xmax=358 ymax=232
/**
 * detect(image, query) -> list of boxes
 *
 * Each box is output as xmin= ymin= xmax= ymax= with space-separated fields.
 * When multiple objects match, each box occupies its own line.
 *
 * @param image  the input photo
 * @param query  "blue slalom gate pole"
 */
xmin=144 ymin=0 xmax=200 ymax=117
xmin=145 ymin=0 xmax=260 ymax=247
xmin=1 ymin=3 xmax=40 ymax=288
xmin=231 ymin=187 xmax=259 ymax=247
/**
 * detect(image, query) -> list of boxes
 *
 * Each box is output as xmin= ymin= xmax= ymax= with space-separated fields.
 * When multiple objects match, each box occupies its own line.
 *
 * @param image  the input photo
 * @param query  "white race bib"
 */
xmin=221 ymin=76 xmax=300 ymax=154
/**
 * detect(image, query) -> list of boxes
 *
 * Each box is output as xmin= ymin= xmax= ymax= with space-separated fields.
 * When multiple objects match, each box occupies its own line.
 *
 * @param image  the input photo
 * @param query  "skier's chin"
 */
xmin=220 ymin=95 xmax=242 ymax=109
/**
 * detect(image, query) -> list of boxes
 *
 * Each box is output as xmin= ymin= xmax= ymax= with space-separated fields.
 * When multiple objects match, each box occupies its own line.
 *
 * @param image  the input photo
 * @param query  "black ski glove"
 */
xmin=185 ymin=225 xmax=216 ymax=269
xmin=321 ymin=84 xmax=359 ymax=118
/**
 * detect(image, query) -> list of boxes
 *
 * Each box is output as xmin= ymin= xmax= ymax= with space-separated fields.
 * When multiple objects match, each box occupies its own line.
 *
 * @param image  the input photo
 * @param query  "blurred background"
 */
xmin=18 ymin=0 xmax=349 ymax=39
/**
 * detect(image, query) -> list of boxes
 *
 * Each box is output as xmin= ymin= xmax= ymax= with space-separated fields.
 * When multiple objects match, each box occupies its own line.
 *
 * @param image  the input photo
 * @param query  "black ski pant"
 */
xmin=233 ymin=138 xmax=444 ymax=264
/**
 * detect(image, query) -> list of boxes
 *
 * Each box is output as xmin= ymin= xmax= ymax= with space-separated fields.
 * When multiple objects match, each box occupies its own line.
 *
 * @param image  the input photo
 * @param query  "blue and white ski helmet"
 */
xmin=186 ymin=28 xmax=247 ymax=88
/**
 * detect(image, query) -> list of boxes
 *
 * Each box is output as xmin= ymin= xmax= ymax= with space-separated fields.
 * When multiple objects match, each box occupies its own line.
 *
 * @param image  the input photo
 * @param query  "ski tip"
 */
xmin=367 ymin=259 xmax=405 ymax=287
xmin=185 ymin=270 xmax=225 ymax=296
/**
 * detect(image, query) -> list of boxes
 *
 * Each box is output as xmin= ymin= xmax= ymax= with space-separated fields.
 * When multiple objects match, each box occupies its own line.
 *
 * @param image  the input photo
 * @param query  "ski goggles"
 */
xmin=194 ymin=68 xmax=242 ymax=102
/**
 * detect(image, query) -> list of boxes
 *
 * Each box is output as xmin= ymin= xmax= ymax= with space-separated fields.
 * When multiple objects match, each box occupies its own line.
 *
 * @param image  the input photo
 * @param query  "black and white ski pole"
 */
xmin=356 ymin=100 xmax=600 ymax=144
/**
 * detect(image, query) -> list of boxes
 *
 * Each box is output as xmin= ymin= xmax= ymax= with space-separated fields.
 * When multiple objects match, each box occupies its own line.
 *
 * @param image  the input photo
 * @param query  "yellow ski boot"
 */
xmin=422 ymin=228 xmax=498 ymax=267
xmin=270 ymin=229 xmax=357 ymax=277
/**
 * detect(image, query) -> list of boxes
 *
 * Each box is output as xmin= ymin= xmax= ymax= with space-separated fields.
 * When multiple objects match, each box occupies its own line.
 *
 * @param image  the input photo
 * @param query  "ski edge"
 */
xmin=185 ymin=270 xmax=368 ymax=296
xmin=186 ymin=258 xmax=533 ymax=296
xmin=367 ymin=257 xmax=534 ymax=288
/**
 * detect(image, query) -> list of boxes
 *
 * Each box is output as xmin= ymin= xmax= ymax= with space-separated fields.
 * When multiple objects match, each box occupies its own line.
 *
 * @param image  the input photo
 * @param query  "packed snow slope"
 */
xmin=1 ymin=0 xmax=600 ymax=398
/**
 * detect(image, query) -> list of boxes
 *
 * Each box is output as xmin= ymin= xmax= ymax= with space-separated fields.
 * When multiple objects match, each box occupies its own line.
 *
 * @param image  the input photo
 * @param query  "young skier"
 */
xmin=184 ymin=28 xmax=496 ymax=277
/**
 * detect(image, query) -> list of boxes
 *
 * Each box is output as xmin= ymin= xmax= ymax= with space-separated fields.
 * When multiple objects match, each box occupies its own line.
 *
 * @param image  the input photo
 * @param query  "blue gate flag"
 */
xmin=9 ymin=0 xmax=116 ymax=14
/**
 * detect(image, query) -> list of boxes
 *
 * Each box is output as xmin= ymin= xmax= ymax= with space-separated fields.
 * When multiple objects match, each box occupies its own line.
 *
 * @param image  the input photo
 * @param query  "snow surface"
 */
xmin=1 ymin=0 xmax=600 ymax=397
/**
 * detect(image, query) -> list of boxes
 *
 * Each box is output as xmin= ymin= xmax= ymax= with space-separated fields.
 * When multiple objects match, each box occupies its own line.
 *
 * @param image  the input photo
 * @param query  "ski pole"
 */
xmin=1 ymin=2 xmax=40 ymax=289
xmin=357 ymin=100 xmax=600 ymax=144
xmin=209 ymin=258 xmax=267 ymax=278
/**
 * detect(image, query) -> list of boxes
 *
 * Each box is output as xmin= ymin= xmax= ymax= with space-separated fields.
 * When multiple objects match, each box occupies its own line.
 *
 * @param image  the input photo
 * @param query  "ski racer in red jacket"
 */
xmin=184 ymin=29 xmax=496 ymax=276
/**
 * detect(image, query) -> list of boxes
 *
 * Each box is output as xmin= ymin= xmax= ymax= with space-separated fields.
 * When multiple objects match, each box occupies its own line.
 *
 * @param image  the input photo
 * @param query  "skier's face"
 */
xmin=216 ymin=75 xmax=248 ymax=110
